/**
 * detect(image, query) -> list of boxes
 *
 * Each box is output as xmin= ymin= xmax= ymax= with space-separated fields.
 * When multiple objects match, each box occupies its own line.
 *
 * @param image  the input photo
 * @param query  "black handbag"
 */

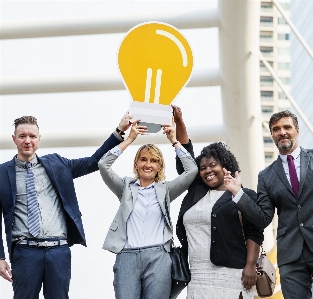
xmin=169 ymin=244 xmax=191 ymax=299
xmin=164 ymin=198 xmax=191 ymax=299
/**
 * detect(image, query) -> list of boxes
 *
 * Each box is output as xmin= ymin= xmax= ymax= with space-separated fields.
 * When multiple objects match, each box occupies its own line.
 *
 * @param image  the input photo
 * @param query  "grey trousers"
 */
xmin=113 ymin=244 xmax=172 ymax=299
xmin=279 ymin=242 xmax=313 ymax=299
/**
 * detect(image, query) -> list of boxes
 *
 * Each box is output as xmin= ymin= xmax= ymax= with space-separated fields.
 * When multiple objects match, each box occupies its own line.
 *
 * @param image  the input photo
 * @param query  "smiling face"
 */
xmin=271 ymin=116 xmax=299 ymax=154
xmin=134 ymin=148 xmax=163 ymax=187
xmin=199 ymin=156 xmax=226 ymax=191
xmin=12 ymin=124 xmax=40 ymax=162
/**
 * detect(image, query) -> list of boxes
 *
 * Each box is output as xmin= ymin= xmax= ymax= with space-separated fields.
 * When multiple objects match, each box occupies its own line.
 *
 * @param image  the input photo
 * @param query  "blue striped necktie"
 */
xmin=26 ymin=162 xmax=40 ymax=237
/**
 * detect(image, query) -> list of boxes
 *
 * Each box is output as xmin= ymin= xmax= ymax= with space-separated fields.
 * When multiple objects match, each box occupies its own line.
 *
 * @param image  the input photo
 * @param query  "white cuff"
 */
xmin=109 ymin=146 xmax=123 ymax=157
xmin=175 ymin=146 xmax=191 ymax=158
xmin=232 ymin=188 xmax=244 ymax=203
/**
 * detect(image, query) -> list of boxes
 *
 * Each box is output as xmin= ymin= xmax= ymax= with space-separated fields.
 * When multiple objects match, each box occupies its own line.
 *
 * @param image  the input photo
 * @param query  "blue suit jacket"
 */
xmin=0 ymin=133 xmax=121 ymax=261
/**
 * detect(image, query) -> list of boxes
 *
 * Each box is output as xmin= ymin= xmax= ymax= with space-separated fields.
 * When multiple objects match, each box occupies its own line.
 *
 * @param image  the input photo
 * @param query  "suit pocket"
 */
xmin=276 ymin=226 xmax=287 ymax=239
xmin=109 ymin=220 xmax=119 ymax=232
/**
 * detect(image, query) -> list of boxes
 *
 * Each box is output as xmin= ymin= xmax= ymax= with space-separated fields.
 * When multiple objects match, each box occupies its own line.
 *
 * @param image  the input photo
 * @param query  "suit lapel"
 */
xmin=155 ymin=183 xmax=171 ymax=227
xmin=6 ymin=158 xmax=17 ymax=206
xmin=193 ymin=184 xmax=209 ymax=205
xmin=212 ymin=190 xmax=232 ymax=211
xmin=178 ymin=183 xmax=209 ymax=219
xmin=299 ymin=148 xmax=310 ymax=198
xmin=38 ymin=156 xmax=58 ymax=190
xmin=273 ymin=156 xmax=294 ymax=197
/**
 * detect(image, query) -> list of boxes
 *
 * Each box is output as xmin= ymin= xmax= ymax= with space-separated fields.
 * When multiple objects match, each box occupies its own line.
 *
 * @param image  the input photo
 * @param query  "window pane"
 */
xmin=263 ymin=137 xmax=274 ymax=145
xmin=278 ymin=62 xmax=290 ymax=70
xmin=278 ymin=48 xmax=290 ymax=55
xmin=278 ymin=33 xmax=290 ymax=40
xmin=278 ymin=18 xmax=287 ymax=25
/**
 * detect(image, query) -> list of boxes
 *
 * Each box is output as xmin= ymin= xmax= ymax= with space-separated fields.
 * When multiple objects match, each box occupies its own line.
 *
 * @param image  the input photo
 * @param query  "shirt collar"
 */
xmin=134 ymin=179 xmax=155 ymax=189
xmin=15 ymin=155 xmax=39 ymax=168
xmin=279 ymin=146 xmax=301 ymax=163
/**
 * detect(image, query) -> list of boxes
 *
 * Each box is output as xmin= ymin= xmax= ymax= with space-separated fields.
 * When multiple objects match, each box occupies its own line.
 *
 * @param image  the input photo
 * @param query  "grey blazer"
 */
xmin=98 ymin=150 xmax=197 ymax=254
xmin=236 ymin=147 xmax=313 ymax=267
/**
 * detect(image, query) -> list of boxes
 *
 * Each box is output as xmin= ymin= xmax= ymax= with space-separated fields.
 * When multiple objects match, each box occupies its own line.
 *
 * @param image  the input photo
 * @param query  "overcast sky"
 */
xmin=0 ymin=1 xmax=219 ymax=298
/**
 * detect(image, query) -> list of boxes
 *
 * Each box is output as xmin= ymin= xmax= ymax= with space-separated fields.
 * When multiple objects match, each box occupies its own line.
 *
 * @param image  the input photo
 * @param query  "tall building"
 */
xmin=260 ymin=0 xmax=292 ymax=167
xmin=290 ymin=0 xmax=313 ymax=149
xmin=259 ymin=4 xmax=291 ymax=297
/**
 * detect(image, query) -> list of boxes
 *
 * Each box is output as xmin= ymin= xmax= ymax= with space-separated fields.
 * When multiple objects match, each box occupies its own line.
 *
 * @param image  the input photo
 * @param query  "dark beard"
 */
xmin=276 ymin=138 xmax=294 ymax=153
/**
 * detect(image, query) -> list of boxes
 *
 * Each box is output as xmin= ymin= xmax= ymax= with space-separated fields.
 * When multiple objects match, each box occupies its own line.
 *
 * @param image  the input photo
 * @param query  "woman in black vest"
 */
xmin=173 ymin=105 xmax=263 ymax=299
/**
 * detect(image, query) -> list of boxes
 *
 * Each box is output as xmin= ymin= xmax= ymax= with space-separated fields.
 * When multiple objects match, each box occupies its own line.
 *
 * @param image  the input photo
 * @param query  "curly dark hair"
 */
xmin=195 ymin=142 xmax=240 ymax=176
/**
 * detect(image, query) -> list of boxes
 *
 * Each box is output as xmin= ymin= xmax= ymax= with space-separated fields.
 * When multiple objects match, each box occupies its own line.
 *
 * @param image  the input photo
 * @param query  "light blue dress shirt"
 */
xmin=109 ymin=145 xmax=189 ymax=248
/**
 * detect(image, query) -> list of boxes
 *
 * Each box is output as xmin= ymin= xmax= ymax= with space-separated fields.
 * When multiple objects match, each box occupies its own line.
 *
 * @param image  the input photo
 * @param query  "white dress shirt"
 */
xmin=279 ymin=146 xmax=301 ymax=184
xmin=233 ymin=146 xmax=301 ymax=203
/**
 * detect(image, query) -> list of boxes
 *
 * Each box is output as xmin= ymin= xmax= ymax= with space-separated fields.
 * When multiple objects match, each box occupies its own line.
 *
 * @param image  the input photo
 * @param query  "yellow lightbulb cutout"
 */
xmin=118 ymin=22 xmax=193 ymax=132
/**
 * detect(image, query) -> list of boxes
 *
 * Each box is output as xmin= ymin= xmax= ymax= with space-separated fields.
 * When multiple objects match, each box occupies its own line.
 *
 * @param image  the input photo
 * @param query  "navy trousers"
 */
xmin=12 ymin=243 xmax=71 ymax=299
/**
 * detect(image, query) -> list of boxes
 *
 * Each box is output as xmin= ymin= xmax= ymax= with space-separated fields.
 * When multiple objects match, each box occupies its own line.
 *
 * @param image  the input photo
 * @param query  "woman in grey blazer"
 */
xmin=98 ymin=119 xmax=197 ymax=299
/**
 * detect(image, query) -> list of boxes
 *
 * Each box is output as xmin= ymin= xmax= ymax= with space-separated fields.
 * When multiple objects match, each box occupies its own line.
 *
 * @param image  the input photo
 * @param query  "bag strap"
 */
xmin=238 ymin=210 xmax=246 ymax=245
xmin=238 ymin=210 xmax=266 ymax=252
xmin=164 ymin=196 xmax=172 ymax=227
xmin=164 ymin=197 xmax=175 ymax=248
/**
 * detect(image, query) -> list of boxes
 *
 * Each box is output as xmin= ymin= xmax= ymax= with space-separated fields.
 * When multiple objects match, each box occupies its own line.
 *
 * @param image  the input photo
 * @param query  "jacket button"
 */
xmin=298 ymin=205 xmax=302 ymax=209
xmin=212 ymin=240 xmax=216 ymax=244
xmin=213 ymin=227 xmax=217 ymax=231
xmin=300 ymin=223 xmax=304 ymax=227
xmin=212 ymin=213 xmax=216 ymax=217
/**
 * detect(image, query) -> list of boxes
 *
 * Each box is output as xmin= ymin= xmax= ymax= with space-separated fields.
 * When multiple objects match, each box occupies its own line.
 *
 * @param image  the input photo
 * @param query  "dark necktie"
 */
xmin=26 ymin=162 xmax=40 ymax=237
xmin=287 ymin=155 xmax=299 ymax=197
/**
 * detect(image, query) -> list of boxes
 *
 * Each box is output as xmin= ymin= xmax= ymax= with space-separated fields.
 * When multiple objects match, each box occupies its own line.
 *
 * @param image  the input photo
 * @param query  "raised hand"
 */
xmin=171 ymin=105 xmax=189 ymax=144
xmin=118 ymin=112 xmax=133 ymax=132
xmin=172 ymin=105 xmax=183 ymax=124
xmin=117 ymin=120 xmax=147 ymax=152
xmin=162 ymin=116 xmax=178 ymax=145
xmin=128 ymin=120 xmax=148 ymax=142
xmin=223 ymin=168 xmax=242 ymax=196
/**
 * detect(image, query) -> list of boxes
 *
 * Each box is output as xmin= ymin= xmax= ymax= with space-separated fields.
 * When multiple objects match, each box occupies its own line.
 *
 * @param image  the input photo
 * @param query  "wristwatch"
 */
xmin=115 ymin=127 xmax=125 ymax=136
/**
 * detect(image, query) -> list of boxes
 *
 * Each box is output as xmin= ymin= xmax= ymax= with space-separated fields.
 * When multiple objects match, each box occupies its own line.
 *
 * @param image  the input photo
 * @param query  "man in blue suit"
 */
xmin=0 ymin=113 xmax=131 ymax=299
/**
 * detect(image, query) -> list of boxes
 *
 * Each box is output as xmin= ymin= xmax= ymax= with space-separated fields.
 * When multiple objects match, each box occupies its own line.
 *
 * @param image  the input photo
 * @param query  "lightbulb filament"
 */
xmin=156 ymin=30 xmax=188 ymax=67
xmin=154 ymin=69 xmax=162 ymax=104
xmin=144 ymin=68 xmax=163 ymax=104
xmin=144 ymin=68 xmax=153 ymax=103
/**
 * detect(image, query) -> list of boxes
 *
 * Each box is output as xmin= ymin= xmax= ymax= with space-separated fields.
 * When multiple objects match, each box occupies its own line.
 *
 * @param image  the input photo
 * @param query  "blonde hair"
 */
xmin=133 ymin=144 xmax=165 ymax=182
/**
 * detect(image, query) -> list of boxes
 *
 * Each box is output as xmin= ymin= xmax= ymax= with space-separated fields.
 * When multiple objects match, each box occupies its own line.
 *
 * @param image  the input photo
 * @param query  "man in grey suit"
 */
xmin=224 ymin=110 xmax=313 ymax=299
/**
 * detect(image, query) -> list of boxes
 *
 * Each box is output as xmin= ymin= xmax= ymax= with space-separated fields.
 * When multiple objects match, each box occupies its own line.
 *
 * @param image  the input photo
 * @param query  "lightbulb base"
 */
xmin=138 ymin=122 xmax=162 ymax=134
xmin=129 ymin=101 xmax=172 ymax=134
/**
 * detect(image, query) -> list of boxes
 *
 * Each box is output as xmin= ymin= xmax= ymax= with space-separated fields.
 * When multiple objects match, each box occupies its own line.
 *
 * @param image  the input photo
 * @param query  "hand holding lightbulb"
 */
xmin=128 ymin=120 xmax=148 ymax=141
xmin=117 ymin=120 xmax=148 ymax=152
xmin=162 ymin=117 xmax=179 ymax=147
xmin=117 ymin=112 xmax=133 ymax=132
